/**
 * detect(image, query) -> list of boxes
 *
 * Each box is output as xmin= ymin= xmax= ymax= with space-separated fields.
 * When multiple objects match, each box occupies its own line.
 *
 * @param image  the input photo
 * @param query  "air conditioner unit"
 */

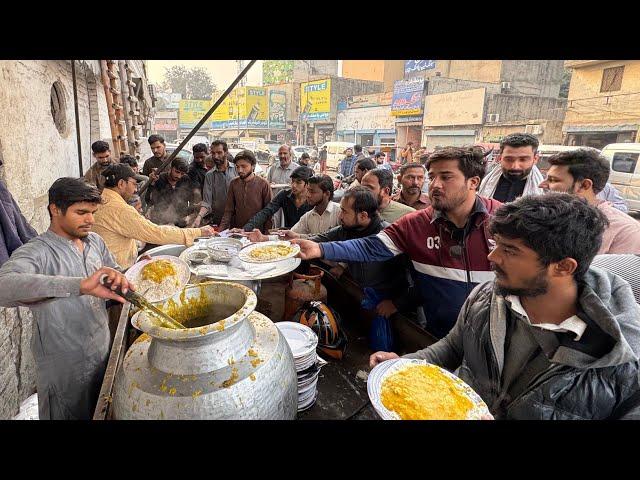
xmin=501 ymin=81 xmax=512 ymax=92
xmin=525 ymin=124 xmax=543 ymax=135
xmin=488 ymin=114 xmax=500 ymax=122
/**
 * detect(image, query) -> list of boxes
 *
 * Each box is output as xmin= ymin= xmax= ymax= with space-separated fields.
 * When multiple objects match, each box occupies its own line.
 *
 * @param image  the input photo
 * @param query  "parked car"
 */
xmin=293 ymin=145 xmax=317 ymax=159
xmin=601 ymin=142 xmax=640 ymax=212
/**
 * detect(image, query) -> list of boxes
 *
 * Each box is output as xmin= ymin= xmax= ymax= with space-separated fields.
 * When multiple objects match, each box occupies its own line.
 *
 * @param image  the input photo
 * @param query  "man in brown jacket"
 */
xmin=221 ymin=150 xmax=272 ymax=232
xmin=83 ymin=141 xmax=115 ymax=191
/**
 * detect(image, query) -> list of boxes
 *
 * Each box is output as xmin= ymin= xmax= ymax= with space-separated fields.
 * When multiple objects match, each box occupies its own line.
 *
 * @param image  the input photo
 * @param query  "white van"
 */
xmin=601 ymin=143 xmax=640 ymax=212
xmin=321 ymin=141 xmax=355 ymax=170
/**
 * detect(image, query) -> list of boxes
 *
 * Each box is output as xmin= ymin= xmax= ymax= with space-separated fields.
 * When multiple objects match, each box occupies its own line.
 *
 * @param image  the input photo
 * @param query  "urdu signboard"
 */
xmin=391 ymin=78 xmax=425 ymax=116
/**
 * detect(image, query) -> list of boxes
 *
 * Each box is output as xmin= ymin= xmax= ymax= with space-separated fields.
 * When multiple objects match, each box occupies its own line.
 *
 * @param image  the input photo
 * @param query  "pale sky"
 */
xmin=147 ymin=60 xmax=344 ymax=90
xmin=147 ymin=60 xmax=264 ymax=90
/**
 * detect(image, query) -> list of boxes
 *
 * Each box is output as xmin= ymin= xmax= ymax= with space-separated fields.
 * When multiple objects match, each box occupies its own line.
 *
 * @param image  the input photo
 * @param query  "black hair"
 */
xmin=148 ymin=134 xmax=165 ymax=145
xmin=374 ymin=152 xmax=384 ymax=158
xmin=290 ymin=166 xmax=314 ymax=183
xmin=211 ymin=140 xmax=228 ymax=152
xmin=427 ymin=146 xmax=486 ymax=181
xmin=366 ymin=168 xmax=394 ymax=193
xmin=102 ymin=164 xmax=136 ymax=188
xmin=342 ymin=186 xmax=379 ymax=220
xmin=234 ymin=149 xmax=257 ymax=166
xmin=120 ymin=155 xmax=138 ymax=168
xmin=354 ymin=144 xmax=363 ymax=153
xmin=300 ymin=152 xmax=311 ymax=160
xmin=400 ymin=162 xmax=426 ymax=176
xmin=548 ymin=148 xmax=610 ymax=194
xmin=499 ymin=132 xmax=539 ymax=154
xmin=171 ymin=157 xmax=189 ymax=173
xmin=307 ymin=174 xmax=335 ymax=200
xmin=91 ymin=140 xmax=110 ymax=154
xmin=356 ymin=158 xmax=376 ymax=172
xmin=192 ymin=143 xmax=208 ymax=154
xmin=489 ymin=193 xmax=609 ymax=281
xmin=48 ymin=177 xmax=102 ymax=217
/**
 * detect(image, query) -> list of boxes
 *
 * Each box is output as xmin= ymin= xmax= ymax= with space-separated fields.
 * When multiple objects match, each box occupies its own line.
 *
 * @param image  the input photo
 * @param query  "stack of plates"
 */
xmin=276 ymin=321 xmax=320 ymax=412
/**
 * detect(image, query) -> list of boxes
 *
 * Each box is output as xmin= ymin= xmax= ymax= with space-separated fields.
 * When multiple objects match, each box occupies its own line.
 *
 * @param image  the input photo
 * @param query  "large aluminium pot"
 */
xmin=112 ymin=281 xmax=298 ymax=419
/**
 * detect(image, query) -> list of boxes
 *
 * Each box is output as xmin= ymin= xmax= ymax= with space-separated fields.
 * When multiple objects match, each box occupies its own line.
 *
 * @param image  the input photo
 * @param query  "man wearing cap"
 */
xmin=93 ymin=164 xmax=214 ymax=269
xmin=145 ymin=157 xmax=201 ymax=227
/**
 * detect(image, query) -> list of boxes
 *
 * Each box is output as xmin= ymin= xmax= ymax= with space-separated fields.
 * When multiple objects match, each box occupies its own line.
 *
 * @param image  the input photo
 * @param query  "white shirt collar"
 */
xmin=312 ymin=201 xmax=339 ymax=216
xmin=506 ymin=295 xmax=587 ymax=341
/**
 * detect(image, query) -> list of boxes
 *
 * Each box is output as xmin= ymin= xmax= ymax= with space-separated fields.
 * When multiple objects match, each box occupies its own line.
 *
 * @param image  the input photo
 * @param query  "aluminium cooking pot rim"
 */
xmin=132 ymin=280 xmax=257 ymax=341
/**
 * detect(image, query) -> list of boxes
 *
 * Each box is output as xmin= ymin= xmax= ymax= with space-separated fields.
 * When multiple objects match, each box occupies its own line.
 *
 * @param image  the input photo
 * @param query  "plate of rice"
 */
xmin=367 ymin=358 xmax=490 ymax=420
xmin=238 ymin=240 xmax=300 ymax=264
xmin=125 ymin=255 xmax=191 ymax=303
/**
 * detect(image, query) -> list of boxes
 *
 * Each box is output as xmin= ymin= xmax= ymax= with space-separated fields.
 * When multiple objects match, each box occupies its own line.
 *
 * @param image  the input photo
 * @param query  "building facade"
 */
xmin=336 ymin=92 xmax=395 ymax=148
xmin=341 ymin=60 xmax=405 ymax=91
xmin=563 ymin=60 xmax=640 ymax=149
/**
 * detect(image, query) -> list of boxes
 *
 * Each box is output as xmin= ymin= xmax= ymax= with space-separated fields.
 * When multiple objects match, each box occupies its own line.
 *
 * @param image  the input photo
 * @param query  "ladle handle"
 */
xmin=100 ymin=274 xmax=135 ymax=303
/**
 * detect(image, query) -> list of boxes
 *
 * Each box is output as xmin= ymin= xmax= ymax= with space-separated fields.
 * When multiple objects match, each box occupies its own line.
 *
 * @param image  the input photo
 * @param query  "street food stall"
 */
xmin=93 ymin=237 xmax=443 ymax=420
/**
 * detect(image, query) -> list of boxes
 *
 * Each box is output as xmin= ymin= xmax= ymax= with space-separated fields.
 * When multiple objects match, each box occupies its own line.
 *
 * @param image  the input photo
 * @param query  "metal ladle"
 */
xmin=100 ymin=275 xmax=186 ymax=329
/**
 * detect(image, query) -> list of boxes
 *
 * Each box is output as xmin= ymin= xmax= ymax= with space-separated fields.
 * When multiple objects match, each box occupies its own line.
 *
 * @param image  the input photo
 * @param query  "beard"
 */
xmin=340 ymin=220 xmax=362 ymax=232
xmin=492 ymin=264 xmax=549 ymax=298
xmin=238 ymin=171 xmax=252 ymax=180
xmin=502 ymin=166 xmax=533 ymax=181
xmin=429 ymin=184 xmax=467 ymax=212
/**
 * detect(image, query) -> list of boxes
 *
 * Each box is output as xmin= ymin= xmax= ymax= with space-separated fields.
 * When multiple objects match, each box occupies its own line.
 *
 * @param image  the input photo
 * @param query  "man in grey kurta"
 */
xmin=193 ymin=140 xmax=238 ymax=227
xmin=0 ymin=177 xmax=131 ymax=420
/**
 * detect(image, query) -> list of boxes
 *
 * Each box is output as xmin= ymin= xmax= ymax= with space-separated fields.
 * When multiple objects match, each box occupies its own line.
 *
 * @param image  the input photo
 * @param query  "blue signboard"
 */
xmin=391 ymin=78 xmax=425 ymax=116
xmin=404 ymin=60 xmax=436 ymax=75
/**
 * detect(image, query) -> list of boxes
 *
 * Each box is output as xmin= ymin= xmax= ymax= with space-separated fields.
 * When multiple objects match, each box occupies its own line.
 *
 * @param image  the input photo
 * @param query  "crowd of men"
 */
xmin=2 ymin=131 xmax=640 ymax=420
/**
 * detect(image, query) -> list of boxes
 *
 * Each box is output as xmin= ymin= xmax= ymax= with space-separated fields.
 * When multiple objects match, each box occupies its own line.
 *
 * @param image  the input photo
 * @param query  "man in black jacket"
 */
xmin=370 ymin=193 xmax=640 ymax=420
xmin=242 ymin=166 xmax=314 ymax=232
xmin=311 ymin=186 xmax=409 ymax=299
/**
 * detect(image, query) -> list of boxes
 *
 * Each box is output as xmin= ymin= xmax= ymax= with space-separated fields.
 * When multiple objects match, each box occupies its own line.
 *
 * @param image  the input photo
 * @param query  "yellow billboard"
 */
xmin=245 ymin=87 xmax=268 ymax=127
xmin=300 ymin=78 xmax=331 ymax=121
xmin=179 ymin=99 xmax=211 ymax=128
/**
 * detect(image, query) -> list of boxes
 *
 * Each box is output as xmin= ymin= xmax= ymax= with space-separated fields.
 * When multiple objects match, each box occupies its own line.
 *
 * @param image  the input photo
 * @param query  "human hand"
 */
xmin=149 ymin=168 xmax=159 ymax=184
xmin=376 ymin=300 xmax=398 ymax=318
xmin=369 ymin=351 xmax=399 ymax=369
xmin=280 ymin=230 xmax=299 ymax=240
xmin=80 ymin=267 xmax=134 ymax=303
xmin=229 ymin=228 xmax=244 ymax=234
xmin=138 ymin=254 xmax=152 ymax=262
xmin=247 ymin=228 xmax=268 ymax=243
xmin=200 ymin=226 xmax=216 ymax=237
xmin=192 ymin=216 xmax=202 ymax=228
xmin=290 ymin=239 xmax=323 ymax=260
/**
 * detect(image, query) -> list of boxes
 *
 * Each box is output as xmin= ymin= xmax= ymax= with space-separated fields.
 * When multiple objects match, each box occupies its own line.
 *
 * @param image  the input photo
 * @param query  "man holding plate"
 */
xmin=370 ymin=194 xmax=640 ymax=420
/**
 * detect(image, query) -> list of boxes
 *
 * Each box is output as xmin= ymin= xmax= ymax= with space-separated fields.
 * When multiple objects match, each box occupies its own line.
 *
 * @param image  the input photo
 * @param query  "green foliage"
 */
xmin=162 ymin=66 xmax=216 ymax=100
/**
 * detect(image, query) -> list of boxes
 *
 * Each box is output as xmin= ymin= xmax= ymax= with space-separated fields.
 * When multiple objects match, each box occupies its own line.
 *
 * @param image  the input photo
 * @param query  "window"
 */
xmin=600 ymin=66 xmax=624 ymax=93
xmin=611 ymin=152 xmax=639 ymax=174
xmin=50 ymin=81 xmax=69 ymax=136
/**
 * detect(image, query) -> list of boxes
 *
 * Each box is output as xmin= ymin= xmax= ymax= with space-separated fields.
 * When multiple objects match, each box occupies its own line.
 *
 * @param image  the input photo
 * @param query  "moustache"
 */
xmin=491 ymin=263 xmax=506 ymax=276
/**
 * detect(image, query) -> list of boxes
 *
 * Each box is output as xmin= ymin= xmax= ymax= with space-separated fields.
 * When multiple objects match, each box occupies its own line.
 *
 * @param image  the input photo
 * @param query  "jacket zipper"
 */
xmin=507 ymin=363 xmax=565 ymax=408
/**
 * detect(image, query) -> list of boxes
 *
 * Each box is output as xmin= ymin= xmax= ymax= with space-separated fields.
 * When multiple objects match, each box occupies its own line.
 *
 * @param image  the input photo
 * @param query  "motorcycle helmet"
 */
xmin=293 ymin=301 xmax=347 ymax=360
